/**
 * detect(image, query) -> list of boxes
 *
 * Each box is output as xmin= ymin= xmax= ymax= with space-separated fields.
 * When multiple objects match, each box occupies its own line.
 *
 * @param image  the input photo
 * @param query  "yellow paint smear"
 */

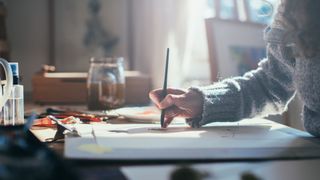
xmin=77 ymin=144 xmax=112 ymax=154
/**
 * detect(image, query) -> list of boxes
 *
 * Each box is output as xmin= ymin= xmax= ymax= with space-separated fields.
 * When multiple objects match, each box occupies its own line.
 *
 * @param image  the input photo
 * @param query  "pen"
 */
xmin=160 ymin=48 xmax=170 ymax=128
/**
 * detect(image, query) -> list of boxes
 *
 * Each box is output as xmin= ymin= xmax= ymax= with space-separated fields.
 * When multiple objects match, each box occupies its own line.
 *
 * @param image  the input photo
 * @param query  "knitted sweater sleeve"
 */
xmin=185 ymin=1 xmax=320 ymax=137
xmin=187 ymin=37 xmax=296 ymax=127
xmin=185 ymin=1 xmax=299 ymax=127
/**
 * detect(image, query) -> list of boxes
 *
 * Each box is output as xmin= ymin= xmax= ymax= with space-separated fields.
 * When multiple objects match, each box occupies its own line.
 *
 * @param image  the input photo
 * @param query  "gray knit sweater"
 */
xmin=189 ymin=9 xmax=320 ymax=137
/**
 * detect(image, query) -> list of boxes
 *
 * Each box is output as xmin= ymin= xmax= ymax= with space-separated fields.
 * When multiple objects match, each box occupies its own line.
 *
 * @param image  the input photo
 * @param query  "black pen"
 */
xmin=160 ymin=48 xmax=170 ymax=128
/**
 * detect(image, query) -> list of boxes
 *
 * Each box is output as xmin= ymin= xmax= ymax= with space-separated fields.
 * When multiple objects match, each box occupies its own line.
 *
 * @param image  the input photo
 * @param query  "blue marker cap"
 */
xmin=9 ymin=62 xmax=20 ymax=84
xmin=9 ymin=62 xmax=19 ymax=77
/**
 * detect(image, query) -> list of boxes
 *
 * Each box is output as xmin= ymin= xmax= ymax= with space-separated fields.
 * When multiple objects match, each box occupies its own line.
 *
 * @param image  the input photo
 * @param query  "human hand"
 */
xmin=149 ymin=88 xmax=204 ymax=128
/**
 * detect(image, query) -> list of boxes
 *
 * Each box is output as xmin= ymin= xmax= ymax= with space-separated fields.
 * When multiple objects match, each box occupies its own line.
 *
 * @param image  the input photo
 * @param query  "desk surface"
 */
xmin=27 ymin=104 xmax=320 ymax=180
xmin=121 ymin=159 xmax=320 ymax=180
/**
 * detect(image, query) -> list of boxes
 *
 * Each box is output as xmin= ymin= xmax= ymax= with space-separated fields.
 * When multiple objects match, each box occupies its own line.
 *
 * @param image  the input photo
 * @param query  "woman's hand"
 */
xmin=149 ymin=88 xmax=204 ymax=128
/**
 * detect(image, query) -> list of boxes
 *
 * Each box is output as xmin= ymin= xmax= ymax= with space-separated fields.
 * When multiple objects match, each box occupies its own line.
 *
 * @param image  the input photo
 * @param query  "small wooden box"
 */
xmin=32 ymin=71 xmax=151 ymax=105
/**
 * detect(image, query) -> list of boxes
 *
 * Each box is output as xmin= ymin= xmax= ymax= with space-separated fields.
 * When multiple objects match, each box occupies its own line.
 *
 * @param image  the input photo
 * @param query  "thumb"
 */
xmin=158 ymin=94 xmax=183 ymax=109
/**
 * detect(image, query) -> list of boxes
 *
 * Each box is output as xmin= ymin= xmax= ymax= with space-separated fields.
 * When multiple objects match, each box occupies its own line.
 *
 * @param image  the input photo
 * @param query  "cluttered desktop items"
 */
xmin=0 ymin=48 xmax=316 ymax=179
xmin=0 ymin=115 xmax=79 ymax=180
xmin=0 ymin=58 xmax=78 ymax=179
xmin=87 ymin=57 xmax=125 ymax=110
xmin=28 ymin=104 xmax=320 ymax=161
xmin=1 ymin=50 xmax=317 ymax=179
xmin=28 ymin=52 xmax=320 ymax=162
xmin=0 ymin=60 xmax=24 ymax=126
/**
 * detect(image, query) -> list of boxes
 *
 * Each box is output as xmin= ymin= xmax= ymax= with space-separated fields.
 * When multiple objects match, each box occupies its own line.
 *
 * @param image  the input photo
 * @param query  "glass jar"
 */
xmin=87 ymin=57 xmax=125 ymax=110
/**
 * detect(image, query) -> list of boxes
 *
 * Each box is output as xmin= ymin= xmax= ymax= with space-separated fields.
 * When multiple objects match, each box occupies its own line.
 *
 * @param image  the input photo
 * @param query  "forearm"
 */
xmin=188 ymin=54 xmax=295 ymax=127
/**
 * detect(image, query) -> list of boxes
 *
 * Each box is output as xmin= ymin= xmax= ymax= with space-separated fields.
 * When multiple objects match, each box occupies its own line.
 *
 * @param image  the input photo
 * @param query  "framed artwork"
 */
xmin=205 ymin=18 xmax=267 ymax=81
xmin=229 ymin=45 xmax=266 ymax=75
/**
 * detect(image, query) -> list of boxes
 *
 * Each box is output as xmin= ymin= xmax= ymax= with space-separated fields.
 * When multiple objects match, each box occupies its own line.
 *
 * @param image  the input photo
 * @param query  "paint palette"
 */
xmin=115 ymin=106 xmax=161 ymax=123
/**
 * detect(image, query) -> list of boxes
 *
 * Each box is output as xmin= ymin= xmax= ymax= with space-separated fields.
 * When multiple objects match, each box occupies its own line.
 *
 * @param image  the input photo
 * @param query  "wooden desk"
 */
xmin=27 ymin=104 xmax=320 ymax=179
xmin=121 ymin=159 xmax=320 ymax=180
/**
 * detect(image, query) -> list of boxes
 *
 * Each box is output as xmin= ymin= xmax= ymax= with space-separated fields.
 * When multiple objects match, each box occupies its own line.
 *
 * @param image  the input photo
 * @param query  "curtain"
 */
xmin=130 ymin=0 xmax=210 ymax=89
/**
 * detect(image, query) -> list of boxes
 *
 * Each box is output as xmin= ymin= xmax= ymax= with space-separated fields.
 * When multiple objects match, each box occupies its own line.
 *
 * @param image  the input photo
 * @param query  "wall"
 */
xmin=5 ymin=0 xmax=129 ymax=93
xmin=6 ymin=0 xmax=49 ymax=93
xmin=54 ymin=0 xmax=129 ymax=72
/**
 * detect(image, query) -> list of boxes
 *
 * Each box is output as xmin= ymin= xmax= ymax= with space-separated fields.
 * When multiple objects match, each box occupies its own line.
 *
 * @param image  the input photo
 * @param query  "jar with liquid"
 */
xmin=87 ymin=57 xmax=125 ymax=110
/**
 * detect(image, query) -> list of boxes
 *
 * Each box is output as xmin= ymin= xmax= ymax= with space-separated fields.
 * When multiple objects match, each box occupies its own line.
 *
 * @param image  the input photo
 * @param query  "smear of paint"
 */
xmin=78 ymin=144 xmax=112 ymax=154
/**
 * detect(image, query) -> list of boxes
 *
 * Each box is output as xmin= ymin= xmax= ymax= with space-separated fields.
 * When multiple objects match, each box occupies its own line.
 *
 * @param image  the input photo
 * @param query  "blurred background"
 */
xmin=0 ymin=0 xmax=304 ymax=130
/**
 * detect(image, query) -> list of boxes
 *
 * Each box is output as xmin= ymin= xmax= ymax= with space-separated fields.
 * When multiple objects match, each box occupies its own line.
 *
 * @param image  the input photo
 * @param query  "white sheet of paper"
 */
xmin=65 ymin=119 xmax=320 ymax=160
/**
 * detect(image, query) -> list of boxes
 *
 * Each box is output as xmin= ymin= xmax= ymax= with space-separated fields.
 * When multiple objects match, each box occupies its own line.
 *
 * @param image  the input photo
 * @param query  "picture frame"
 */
xmin=205 ymin=18 xmax=267 ymax=81
xmin=205 ymin=18 xmax=287 ymax=125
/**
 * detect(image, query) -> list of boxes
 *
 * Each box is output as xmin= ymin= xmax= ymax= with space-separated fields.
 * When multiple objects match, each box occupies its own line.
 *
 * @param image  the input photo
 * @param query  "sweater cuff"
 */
xmin=187 ymin=82 xmax=242 ymax=127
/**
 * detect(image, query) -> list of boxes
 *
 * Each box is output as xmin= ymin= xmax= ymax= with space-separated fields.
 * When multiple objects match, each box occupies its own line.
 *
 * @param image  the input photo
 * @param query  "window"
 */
xmin=220 ymin=0 xmax=237 ymax=19
xmin=246 ymin=0 xmax=278 ymax=24
xmin=206 ymin=0 xmax=280 ymax=25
